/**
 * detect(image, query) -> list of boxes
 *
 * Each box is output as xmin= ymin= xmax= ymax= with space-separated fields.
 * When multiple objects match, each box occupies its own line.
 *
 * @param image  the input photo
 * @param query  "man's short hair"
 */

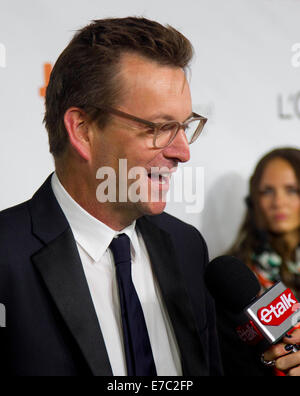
xmin=44 ymin=17 xmax=194 ymax=158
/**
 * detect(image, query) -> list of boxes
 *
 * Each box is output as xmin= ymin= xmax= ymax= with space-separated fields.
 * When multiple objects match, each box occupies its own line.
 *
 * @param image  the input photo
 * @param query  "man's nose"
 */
xmin=162 ymin=128 xmax=190 ymax=163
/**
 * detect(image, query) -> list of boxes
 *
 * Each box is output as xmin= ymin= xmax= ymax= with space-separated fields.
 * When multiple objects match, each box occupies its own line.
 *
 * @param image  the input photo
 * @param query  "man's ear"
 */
xmin=64 ymin=107 xmax=91 ymax=161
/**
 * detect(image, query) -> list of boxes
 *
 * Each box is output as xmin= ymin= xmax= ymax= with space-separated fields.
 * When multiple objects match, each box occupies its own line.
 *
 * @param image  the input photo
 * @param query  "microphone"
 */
xmin=205 ymin=255 xmax=260 ymax=313
xmin=205 ymin=256 xmax=300 ymax=351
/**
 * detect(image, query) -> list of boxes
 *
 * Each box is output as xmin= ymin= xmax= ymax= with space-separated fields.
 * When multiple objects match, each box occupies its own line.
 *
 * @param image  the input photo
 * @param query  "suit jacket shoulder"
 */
xmin=0 ymin=201 xmax=33 ymax=294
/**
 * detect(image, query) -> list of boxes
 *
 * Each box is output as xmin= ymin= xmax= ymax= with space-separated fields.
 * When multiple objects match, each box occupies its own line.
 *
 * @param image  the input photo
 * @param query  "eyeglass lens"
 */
xmin=154 ymin=119 xmax=203 ymax=148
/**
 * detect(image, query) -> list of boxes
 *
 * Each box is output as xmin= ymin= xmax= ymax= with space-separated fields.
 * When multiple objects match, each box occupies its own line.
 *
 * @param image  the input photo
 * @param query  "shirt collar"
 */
xmin=51 ymin=172 xmax=139 ymax=262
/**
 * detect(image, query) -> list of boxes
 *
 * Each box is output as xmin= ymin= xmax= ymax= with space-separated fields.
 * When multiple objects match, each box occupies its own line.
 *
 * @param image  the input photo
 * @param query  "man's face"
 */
xmin=90 ymin=53 xmax=192 ymax=220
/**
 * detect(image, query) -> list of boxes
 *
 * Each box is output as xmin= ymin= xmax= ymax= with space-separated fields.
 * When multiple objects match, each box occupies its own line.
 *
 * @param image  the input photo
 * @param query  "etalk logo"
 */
xmin=258 ymin=289 xmax=297 ymax=326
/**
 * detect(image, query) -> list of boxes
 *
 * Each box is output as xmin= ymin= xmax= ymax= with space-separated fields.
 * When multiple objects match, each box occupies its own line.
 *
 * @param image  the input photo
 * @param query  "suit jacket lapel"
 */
xmin=29 ymin=175 xmax=112 ymax=376
xmin=137 ymin=217 xmax=209 ymax=376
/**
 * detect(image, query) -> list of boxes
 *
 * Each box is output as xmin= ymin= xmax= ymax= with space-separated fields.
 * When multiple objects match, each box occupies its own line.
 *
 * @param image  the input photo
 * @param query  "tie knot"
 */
xmin=109 ymin=233 xmax=131 ymax=266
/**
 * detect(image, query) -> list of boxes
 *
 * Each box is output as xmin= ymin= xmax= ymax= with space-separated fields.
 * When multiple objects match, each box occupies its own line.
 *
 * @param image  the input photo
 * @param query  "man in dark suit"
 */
xmin=0 ymin=17 xmax=222 ymax=376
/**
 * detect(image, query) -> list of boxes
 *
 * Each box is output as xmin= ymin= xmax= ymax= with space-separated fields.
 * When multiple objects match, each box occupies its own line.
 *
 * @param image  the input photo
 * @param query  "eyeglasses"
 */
xmin=91 ymin=106 xmax=207 ymax=149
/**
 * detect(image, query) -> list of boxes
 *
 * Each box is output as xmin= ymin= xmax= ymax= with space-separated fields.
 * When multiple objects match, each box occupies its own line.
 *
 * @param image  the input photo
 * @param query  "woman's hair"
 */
xmin=229 ymin=147 xmax=300 ymax=280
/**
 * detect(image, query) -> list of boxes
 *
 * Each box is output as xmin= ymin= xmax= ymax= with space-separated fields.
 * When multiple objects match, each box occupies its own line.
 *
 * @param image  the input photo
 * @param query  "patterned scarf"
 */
xmin=251 ymin=246 xmax=300 ymax=291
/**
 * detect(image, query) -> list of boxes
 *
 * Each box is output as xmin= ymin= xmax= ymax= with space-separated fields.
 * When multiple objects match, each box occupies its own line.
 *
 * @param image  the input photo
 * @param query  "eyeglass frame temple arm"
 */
xmin=91 ymin=105 xmax=207 ymax=130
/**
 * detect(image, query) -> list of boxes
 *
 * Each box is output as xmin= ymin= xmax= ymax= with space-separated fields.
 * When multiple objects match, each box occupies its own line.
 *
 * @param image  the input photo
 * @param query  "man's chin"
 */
xmin=138 ymin=200 xmax=167 ymax=217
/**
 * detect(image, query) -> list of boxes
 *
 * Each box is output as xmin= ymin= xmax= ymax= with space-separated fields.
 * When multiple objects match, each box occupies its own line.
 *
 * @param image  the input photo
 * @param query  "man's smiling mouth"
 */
xmin=147 ymin=172 xmax=171 ymax=185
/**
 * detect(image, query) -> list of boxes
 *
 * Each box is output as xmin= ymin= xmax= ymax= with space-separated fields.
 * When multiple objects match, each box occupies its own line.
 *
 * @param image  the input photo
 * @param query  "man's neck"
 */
xmin=55 ymin=168 xmax=139 ymax=232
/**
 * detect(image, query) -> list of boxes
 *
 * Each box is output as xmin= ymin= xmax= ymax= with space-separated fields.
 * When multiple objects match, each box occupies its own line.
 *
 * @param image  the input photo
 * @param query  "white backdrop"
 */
xmin=0 ymin=0 xmax=299 ymax=259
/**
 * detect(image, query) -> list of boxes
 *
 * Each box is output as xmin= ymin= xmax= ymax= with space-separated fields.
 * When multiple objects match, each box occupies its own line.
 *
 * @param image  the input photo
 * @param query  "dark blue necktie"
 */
xmin=109 ymin=233 xmax=157 ymax=376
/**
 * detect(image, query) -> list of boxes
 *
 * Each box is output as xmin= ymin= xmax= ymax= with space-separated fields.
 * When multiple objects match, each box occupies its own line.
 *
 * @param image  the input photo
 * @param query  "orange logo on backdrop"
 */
xmin=39 ymin=63 xmax=53 ymax=98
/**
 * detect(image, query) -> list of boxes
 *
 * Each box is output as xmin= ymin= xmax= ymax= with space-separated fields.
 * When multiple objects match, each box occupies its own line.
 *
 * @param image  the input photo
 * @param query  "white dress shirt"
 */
xmin=51 ymin=172 xmax=182 ymax=376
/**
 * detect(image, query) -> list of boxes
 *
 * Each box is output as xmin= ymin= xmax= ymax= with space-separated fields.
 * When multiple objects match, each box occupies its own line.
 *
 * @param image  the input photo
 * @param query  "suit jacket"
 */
xmin=0 ymin=175 xmax=222 ymax=376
